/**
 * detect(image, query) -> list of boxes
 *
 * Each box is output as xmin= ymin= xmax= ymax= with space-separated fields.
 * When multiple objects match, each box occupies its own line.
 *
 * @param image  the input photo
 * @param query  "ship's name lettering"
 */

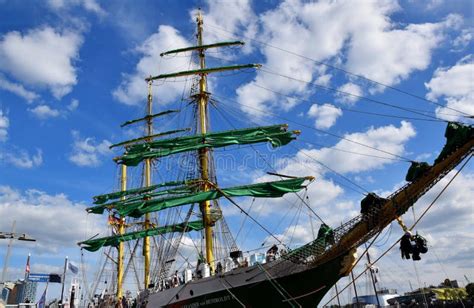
xmin=182 ymin=295 xmax=231 ymax=307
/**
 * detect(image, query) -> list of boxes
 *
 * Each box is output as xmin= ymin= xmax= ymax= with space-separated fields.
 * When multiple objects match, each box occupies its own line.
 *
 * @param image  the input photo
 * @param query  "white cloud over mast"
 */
xmin=113 ymin=25 xmax=193 ymax=106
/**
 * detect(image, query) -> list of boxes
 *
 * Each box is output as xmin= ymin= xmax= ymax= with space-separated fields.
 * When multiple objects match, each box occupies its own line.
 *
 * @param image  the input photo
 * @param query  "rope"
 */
xmin=220 ymin=278 xmax=247 ymax=307
xmin=205 ymin=23 xmax=472 ymax=117
xmin=253 ymin=83 xmax=445 ymax=123
xmin=207 ymin=182 xmax=285 ymax=246
xmin=260 ymin=68 xmax=443 ymax=122
xmin=322 ymin=154 xmax=471 ymax=306
xmin=256 ymin=263 xmax=301 ymax=307
xmin=214 ymin=94 xmax=413 ymax=162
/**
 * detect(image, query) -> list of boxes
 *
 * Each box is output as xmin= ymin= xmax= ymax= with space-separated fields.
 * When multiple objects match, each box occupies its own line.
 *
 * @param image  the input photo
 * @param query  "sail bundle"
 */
xmin=79 ymin=220 xmax=204 ymax=252
xmin=116 ymin=124 xmax=298 ymax=166
xmin=92 ymin=180 xmax=188 ymax=204
xmin=87 ymin=177 xmax=311 ymax=218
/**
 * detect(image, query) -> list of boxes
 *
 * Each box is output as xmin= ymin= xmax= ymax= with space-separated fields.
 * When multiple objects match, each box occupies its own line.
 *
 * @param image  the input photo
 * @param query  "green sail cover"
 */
xmin=92 ymin=180 xmax=186 ymax=204
xmin=118 ymin=124 xmax=297 ymax=166
xmin=88 ymin=186 xmax=194 ymax=214
xmin=119 ymin=177 xmax=308 ymax=218
xmin=86 ymin=177 xmax=310 ymax=217
xmin=79 ymin=220 xmax=204 ymax=252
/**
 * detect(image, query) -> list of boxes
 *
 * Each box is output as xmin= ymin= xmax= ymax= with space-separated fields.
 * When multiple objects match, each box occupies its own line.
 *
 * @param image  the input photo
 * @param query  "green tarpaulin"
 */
xmin=78 ymin=220 xmax=204 ymax=252
xmin=92 ymin=180 xmax=186 ymax=204
xmin=118 ymin=124 xmax=297 ymax=166
xmin=435 ymin=122 xmax=473 ymax=164
xmin=86 ymin=177 xmax=310 ymax=217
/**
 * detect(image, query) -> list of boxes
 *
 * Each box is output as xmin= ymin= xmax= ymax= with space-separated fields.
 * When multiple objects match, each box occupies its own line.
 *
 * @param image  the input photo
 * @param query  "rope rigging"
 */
xmin=260 ymin=67 xmax=450 ymax=123
xmin=204 ymin=23 xmax=472 ymax=118
xmin=322 ymin=154 xmax=472 ymax=306
xmin=213 ymin=93 xmax=414 ymax=162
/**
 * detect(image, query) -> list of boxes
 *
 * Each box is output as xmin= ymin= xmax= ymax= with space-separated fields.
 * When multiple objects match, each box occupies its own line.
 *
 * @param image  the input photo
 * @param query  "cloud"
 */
xmin=299 ymin=121 xmax=416 ymax=174
xmin=46 ymin=0 xmax=106 ymax=17
xmin=193 ymin=0 xmax=257 ymax=54
xmin=0 ymin=185 xmax=104 ymax=253
xmin=452 ymin=28 xmax=473 ymax=51
xmin=67 ymin=98 xmax=79 ymax=111
xmin=0 ymin=110 xmax=9 ymax=142
xmin=112 ymin=25 xmax=192 ymax=106
xmin=68 ymin=130 xmax=112 ymax=167
xmin=307 ymin=103 xmax=342 ymax=129
xmin=235 ymin=0 xmax=460 ymax=116
xmin=425 ymin=55 xmax=474 ymax=121
xmin=0 ymin=148 xmax=43 ymax=169
xmin=0 ymin=74 xmax=38 ymax=103
xmin=0 ymin=26 xmax=83 ymax=99
xmin=28 ymin=105 xmax=61 ymax=120
xmin=336 ymin=83 xmax=362 ymax=105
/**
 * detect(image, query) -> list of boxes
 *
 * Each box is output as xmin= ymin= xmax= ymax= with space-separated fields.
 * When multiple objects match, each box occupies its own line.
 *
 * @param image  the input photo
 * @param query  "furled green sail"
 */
xmin=117 ymin=124 xmax=298 ymax=166
xmin=92 ymin=180 xmax=187 ymax=204
xmin=78 ymin=220 xmax=204 ymax=252
xmin=86 ymin=177 xmax=311 ymax=217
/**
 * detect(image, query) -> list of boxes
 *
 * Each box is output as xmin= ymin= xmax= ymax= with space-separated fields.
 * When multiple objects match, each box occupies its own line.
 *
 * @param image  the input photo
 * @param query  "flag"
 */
xmin=49 ymin=273 xmax=62 ymax=283
xmin=68 ymin=261 xmax=79 ymax=275
xmin=25 ymin=254 xmax=30 ymax=274
xmin=37 ymin=283 xmax=48 ymax=308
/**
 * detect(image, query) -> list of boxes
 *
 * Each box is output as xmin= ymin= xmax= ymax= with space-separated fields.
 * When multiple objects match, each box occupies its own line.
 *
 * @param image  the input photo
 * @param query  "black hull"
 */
xmin=143 ymin=252 xmax=351 ymax=307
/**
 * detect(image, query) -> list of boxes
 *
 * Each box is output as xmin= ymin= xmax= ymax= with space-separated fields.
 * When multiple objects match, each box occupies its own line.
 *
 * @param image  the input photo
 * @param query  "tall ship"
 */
xmin=78 ymin=10 xmax=474 ymax=307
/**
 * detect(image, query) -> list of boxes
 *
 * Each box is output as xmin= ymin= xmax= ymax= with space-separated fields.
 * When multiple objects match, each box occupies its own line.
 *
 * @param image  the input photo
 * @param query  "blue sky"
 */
xmin=0 ymin=0 xmax=473 ymax=304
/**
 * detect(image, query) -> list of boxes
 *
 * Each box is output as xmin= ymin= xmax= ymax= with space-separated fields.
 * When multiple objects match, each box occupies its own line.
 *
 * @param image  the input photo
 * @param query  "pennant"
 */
xmin=68 ymin=262 xmax=79 ymax=275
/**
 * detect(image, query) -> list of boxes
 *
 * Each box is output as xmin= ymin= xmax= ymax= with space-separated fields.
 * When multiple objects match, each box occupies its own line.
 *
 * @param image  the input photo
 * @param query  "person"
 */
xmin=215 ymin=262 xmax=223 ymax=274
xmin=266 ymin=244 xmax=278 ymax=262
xmin=122 ymin=296 xmax=129 ymax=308
xmin=400 ymin=231 xmax=413 ymax=259
xmin=172 ymin=271 xmax=179 ymax=287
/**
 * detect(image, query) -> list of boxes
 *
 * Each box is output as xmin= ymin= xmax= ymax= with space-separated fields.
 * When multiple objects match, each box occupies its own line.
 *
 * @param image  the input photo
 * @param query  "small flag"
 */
xmin=25 ymin=254 xmax=31 ymax=273
xmin=68 ymin=262 xmax=79 ymax=275
xmin=37 ymin=283 xmax=48 ymax=308
xmin=49 ymin=274 xmax=62 ymax=283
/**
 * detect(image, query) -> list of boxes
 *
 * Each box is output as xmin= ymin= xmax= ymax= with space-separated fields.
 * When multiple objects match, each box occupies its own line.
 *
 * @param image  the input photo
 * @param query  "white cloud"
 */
xmin=0 ymin=74 xmax=38 ymax=103
xmin=0 ymin=26 xmax=83 ymax=99
xmin=0 ymin=110 xmax=9 ymax=142
xmin=67 ymin=98 xmax=79 ymax=111
xmin=0 ymin=148 xmax=43 ymax=169
xmin=193 ymin=0 xmax=257 ymax=54
xmin=303 ymin=121 xmax=416 ymax=174
xmin=307 ymin=103 xmax=342 ymax=129
xmin=113 ymin=25 xmax=193 ymax=106
xmin=47 ymin=0 xmax=106 ymax=16
xmin=235 ymin=0 xmax=460 ymax=116
xmin=452 ymin=28 xmax=473 ymax=51
xmin=425 ymin=55 xmax=474 ymax=121
xmin=69 ymin=130 xmax=112 ymax=167
xmin=0 ymin=185 xmax=104 ymax=253
xmin=28 ymin=105 xmax=61 ymax=120
xmin=336 ymin=83 xmax=362 ymax=105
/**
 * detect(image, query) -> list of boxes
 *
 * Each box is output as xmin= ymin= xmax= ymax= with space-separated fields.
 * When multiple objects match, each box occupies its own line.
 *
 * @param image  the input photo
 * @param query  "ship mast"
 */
xmin=117 ymin=164 xmax=126 ymax=299
xmin=143 ymin=80 xmax=153 ymax=289
xmin=195 ymin=10 xmax=214 ymax=271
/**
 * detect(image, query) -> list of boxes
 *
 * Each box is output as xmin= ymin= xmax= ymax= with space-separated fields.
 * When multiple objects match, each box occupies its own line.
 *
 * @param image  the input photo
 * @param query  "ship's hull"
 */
xmin=142 ymin=252 xmax=350 ymax=307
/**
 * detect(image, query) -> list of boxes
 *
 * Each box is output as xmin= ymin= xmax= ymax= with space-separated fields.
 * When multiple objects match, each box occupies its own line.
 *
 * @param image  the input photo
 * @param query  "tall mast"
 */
xmin=196 ymin=10 xmax=214 ymax=271
xmin=143 ymin=80 xmax=153 ymax=288
xmin=117 ymin=164 xmax=126 ymax=300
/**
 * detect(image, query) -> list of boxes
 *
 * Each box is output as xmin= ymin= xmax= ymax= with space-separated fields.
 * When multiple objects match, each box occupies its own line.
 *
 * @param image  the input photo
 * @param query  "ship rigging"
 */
xmin=77 ymin=9 xmax=473 ymax=308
